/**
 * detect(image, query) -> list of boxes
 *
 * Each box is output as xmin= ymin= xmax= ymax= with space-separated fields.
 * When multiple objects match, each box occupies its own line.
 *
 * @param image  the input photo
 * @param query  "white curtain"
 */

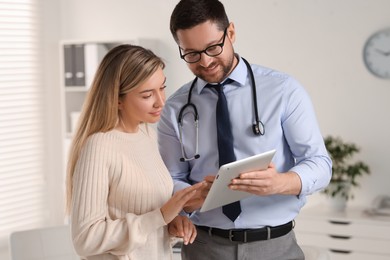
xmin=0 ymin=0 xmax=48 ymax=248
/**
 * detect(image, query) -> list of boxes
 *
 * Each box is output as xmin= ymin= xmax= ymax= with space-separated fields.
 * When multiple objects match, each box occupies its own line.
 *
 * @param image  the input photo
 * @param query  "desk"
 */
xmin=294 ymin=205 xmax=390 ymax=260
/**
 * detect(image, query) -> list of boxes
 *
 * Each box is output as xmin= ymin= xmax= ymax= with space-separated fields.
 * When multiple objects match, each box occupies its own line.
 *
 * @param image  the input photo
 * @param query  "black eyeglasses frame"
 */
xmin=179 ymin=28 xmax=228 ymax=64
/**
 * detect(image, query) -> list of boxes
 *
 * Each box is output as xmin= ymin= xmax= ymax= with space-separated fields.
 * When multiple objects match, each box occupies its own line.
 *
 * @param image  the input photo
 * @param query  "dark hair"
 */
xmin=170 ymin=0 xmax=230 ymax=42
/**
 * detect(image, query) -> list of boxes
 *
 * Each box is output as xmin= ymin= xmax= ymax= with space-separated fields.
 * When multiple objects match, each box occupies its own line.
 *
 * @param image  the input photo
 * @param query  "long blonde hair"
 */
xmin=65 ymin=44 xmax=165 ymax=213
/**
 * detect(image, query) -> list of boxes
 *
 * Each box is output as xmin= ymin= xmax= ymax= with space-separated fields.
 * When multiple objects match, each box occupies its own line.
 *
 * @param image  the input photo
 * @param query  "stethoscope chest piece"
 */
xmin=253 ymin=120 xmax=265 ymax=136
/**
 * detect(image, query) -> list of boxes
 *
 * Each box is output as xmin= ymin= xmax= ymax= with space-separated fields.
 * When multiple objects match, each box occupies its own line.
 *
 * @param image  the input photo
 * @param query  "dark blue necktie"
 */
xmin=208 ymin=79 xmax=242 ymax=222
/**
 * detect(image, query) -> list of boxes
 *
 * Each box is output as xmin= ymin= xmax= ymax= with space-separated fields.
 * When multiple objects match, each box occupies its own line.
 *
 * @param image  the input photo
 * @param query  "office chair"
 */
xmin=9 ymin=225 xmax=79 ymax=260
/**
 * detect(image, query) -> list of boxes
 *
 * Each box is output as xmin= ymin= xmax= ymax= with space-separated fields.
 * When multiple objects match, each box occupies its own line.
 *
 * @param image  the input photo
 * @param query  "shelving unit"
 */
xmin=60 ymin=39 xmax=136 ymax=137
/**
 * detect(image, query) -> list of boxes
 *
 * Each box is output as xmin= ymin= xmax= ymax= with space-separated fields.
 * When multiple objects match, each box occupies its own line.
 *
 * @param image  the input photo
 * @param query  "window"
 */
xmin=0 ymin=0 xmax=48 ymax=247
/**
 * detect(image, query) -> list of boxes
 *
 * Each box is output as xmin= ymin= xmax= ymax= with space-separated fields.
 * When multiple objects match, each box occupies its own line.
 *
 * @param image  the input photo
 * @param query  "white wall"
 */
xmin=47 ymin=0 xmax=390 ymax=218
xmin=42 ymin=0 xmax=65 ymax=226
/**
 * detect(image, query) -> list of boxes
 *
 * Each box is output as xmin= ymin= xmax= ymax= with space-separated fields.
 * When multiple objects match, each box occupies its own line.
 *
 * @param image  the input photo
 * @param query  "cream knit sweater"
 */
xmin=71 ymin=125 xmax=174 ymax=260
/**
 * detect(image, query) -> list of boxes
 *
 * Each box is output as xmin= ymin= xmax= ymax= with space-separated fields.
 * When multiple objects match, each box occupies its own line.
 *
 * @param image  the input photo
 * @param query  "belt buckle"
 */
xmin=228 ymin=230 xmax=234 ymax=242
xmin=229 ymin=230 xmax=248 ymax=243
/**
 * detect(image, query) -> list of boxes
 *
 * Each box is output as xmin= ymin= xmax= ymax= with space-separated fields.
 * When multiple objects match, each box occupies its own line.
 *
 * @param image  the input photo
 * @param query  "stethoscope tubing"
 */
xmin=177 ymin=57 xmax=264 ymax=161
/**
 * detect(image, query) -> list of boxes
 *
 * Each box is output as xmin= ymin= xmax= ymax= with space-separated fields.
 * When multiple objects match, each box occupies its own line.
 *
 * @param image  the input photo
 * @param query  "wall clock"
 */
xmin=363 ymin=28 xmax=390 ymax=79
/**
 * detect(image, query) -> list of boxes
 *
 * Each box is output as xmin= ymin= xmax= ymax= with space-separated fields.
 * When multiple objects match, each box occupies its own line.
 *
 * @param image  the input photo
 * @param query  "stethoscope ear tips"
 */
xmin=180 ymin=154 xmax=200 ymax=162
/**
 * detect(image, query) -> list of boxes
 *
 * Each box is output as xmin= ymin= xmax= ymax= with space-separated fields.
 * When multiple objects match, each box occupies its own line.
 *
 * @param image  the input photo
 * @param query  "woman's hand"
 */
xmin=160 ymin=181 xmax=206 ymax=224
xmin=168 ymin=215 xmax=197 ymax=245
xmin=182 ymin=175 xmax=214 ymax=213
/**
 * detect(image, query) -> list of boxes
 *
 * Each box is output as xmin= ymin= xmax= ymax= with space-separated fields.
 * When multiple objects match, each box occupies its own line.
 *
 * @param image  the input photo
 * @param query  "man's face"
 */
xmin=176 ymin=21 xmax=237 ymax=83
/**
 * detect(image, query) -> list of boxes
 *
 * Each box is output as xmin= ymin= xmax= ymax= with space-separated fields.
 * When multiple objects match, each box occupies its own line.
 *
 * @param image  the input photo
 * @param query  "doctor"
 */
xmin=158 ymin=0 xmax=332 ymax=259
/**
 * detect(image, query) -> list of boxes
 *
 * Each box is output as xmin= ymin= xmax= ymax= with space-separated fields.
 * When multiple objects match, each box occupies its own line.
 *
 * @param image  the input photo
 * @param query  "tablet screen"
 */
xmin=200 ymin=149 xmax=276 ymax=212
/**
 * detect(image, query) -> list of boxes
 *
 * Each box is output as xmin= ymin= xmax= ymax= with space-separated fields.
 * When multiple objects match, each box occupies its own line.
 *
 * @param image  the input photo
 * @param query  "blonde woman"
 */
xmin=66 ymin=44 xmax=205 ymax=260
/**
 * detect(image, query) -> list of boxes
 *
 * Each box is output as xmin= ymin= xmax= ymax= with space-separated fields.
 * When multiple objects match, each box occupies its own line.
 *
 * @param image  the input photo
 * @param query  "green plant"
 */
xmin=322 ymin=135 xmax=371 ymax=200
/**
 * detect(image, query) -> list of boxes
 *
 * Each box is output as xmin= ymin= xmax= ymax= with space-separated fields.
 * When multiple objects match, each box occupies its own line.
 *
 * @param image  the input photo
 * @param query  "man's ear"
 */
xmin=227 ymin=22 xmax=236 ymax=43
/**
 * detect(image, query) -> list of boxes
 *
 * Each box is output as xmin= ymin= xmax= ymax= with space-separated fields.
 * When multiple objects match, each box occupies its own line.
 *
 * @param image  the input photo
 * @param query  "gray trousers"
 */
xmin=181 ymin=228 xmax=305 ymax=260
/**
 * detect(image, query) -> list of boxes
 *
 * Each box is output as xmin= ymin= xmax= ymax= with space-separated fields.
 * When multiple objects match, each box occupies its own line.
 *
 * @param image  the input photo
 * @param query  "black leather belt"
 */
xmin=196 ymin=221 xmax=293 ymax=243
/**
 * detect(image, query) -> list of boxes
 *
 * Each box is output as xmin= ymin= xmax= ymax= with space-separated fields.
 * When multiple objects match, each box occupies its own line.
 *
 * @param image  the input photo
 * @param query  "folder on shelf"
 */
xmin=73 ymin=44 xmax=86 ymax=86
xmin=84 ymin=43 xmax=109 ymax=88
xmin=63 ymin=43 xmax=109 ymax=88
xmin=63 ymin=44 xmax=74 ymax=86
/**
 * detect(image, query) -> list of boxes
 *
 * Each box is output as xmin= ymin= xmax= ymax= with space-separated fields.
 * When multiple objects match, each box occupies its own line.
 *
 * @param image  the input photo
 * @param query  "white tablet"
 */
xmin=200 ymin=149 xmax=276 ymax=213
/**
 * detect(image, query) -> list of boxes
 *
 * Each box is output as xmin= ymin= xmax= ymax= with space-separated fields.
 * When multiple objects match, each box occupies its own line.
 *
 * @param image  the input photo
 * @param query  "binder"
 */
xmin=63 ymin=43 xmax=109 ymax=88
xmin=73 ymin=44 xmax=85 ymax=86
xmin=84 ymin=43 xmax=108 ymax=88
xmin=63 ymin=45 xmax=74 ymax=86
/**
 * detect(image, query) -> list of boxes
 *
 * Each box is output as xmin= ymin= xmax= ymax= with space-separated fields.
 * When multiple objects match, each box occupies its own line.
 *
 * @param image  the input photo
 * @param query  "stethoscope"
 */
xmin=178 ymin=57 xmax=265 ymax=162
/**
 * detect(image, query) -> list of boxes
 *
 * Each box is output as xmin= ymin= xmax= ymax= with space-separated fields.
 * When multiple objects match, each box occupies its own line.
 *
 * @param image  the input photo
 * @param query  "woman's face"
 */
xmin=118 ymin=67 xmax=166 ymax=132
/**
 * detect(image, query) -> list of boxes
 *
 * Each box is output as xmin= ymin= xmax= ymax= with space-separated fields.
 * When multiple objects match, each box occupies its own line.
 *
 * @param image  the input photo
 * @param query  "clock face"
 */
xmin=363 ymin=28 xmax=390 ymax=79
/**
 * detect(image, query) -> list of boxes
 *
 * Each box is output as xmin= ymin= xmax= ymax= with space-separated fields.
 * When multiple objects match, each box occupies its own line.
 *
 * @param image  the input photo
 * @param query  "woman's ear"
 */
xmin=118 ymin=98 xmax=123 ymax=111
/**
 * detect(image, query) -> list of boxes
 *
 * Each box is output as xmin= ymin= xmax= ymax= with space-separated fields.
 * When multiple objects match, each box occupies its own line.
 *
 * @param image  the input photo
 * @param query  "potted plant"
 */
xmin=322 ymin=135 xmax=371 ymax=211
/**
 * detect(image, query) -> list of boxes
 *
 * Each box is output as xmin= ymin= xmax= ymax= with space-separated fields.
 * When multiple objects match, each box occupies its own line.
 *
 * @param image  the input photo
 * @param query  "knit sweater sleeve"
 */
xmin=70 ymin=133 xmax=167 ymax=257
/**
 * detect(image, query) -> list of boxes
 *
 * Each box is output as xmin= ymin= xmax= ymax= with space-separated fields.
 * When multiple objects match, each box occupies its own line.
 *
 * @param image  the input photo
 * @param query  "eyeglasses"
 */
xmin=179 ymin=28 xmax=228 ymax=63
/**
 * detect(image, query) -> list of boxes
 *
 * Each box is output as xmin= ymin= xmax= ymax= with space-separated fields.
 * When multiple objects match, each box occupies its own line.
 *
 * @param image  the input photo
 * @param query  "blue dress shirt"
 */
xmin=157 ymin=56 xmax=332 ymax=229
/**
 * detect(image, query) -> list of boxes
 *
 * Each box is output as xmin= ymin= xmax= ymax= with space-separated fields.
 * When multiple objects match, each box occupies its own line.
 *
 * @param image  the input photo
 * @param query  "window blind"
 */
xmin=0 ymin=0 xmax=48 ymax=247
